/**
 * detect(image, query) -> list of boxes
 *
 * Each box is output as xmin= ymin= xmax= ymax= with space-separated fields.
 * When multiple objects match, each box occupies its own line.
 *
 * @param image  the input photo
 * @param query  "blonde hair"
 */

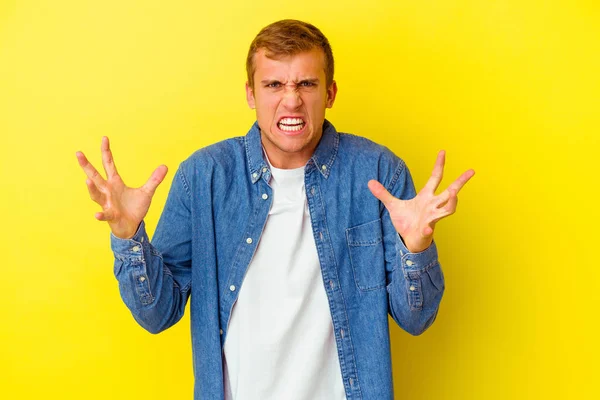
xmin=246 ymin=19 xmax=334 ymax=89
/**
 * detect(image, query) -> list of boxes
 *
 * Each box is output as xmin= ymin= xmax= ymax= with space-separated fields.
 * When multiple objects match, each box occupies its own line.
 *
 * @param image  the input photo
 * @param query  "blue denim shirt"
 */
xmin=111 ymin=120 xmax=444 ymax=400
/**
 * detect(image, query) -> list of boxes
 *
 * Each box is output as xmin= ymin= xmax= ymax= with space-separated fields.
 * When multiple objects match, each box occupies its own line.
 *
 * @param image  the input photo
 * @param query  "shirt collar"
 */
xmin=245 ymin=119 xmax=340 ymax=184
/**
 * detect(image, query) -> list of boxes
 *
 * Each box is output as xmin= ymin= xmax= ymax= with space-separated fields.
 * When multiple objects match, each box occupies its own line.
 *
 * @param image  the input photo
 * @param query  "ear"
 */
xmin=245 ymin=82 xmax=256 ymax=109
xmin=326 ymin=80 xmax=338 ymax=108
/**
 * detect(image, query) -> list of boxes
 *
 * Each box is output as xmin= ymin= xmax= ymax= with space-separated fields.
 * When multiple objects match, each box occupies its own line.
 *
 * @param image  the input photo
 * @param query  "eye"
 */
xmin=299 ymin=81 xmax=315 ymax=87
xmin=266 ymin=82 xmax=282 ymax=88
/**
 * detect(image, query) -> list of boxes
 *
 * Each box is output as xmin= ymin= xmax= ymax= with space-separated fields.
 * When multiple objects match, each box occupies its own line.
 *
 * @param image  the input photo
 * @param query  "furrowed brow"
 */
xmin=299 ymin=78 xmax=319 ymax=84
xmin=261 ymin=79 xmax=281 ymax=85
xmin=259 ymin=78 xmax=320 ymax=86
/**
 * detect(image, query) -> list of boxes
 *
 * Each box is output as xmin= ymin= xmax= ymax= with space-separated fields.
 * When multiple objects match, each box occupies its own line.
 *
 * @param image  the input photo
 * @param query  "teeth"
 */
xmin=278 ymin=117 xmax=305 ymax=125
xmin=277 ymin=117 xmax=305 ymax=132
xmin=279 ymin=123 xmax=304 ymax=132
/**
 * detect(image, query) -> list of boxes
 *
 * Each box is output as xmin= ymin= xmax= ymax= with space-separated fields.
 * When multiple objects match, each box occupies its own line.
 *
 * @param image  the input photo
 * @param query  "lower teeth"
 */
xmin=279 ymin=124 xmax=304 ymax=131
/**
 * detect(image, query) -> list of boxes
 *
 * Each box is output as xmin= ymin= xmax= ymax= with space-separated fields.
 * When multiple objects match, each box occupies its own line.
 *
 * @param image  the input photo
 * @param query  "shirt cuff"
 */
xmin=397 ymin=234 xmax=439 ymax=273
xmin=110 ymin=221 xmax=149 ymax=259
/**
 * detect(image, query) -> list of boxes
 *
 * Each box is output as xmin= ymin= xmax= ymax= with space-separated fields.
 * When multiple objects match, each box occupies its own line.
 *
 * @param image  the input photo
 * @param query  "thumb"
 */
xmin=142 ymin=165 xmax=168 ymax=195
xmin=368 ymin=180 xmax=396 ymax=208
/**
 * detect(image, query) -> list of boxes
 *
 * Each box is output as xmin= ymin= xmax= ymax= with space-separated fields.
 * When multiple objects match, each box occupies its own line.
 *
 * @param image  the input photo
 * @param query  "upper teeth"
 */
xmin=279 ymin=118 xmax=304 ymax=125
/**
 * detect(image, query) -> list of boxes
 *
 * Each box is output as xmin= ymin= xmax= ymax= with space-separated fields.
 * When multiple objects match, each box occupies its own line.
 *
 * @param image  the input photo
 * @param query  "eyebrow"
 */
xmin=260 ymin=78 xmax=320 ymax=85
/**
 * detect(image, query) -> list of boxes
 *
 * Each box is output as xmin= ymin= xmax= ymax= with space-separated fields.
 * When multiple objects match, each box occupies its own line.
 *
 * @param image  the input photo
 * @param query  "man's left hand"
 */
xmin=368 ymin=150 xmax=475 ymax=253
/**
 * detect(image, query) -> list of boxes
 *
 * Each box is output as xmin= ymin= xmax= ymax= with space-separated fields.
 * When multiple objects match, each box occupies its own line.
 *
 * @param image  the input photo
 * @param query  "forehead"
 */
xmin=253 ymin=48 xmax=326 ymax=79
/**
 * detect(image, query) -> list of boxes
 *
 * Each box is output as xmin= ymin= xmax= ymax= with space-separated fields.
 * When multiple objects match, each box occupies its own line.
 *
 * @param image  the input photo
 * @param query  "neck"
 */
xmin=260 ymin=134 xmax=320 ymax=169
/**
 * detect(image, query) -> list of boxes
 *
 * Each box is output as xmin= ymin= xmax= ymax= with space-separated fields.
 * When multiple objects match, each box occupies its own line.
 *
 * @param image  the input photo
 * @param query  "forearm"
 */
xmin=387 ymin=236 xmax=444 ymax=336
xmin=112 ymin=220 xmax=191 ymax=334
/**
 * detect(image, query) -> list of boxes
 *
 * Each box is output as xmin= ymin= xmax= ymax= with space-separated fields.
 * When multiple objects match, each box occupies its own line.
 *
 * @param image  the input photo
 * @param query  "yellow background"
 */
xmin=1 ymin=0 xmax=598 ymax=398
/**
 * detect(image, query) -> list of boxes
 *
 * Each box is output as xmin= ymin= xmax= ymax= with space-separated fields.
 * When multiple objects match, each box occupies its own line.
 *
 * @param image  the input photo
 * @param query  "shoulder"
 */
xmin=336 ymin=131 xmax=407 ymax=184
xmin=178 ymin=136 xmax=246 ymax=175
xmin=338 ymin=132 xmax=404 ymax=163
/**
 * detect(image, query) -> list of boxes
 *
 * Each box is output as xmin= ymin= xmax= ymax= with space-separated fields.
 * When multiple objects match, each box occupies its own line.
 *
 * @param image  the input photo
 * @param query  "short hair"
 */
xmin=246 ymin=19 xmax=334 ymax=89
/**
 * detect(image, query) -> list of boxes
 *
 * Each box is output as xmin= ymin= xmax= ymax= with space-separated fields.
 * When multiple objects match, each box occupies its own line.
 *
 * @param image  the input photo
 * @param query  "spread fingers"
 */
xmin=76 ymin=151 xmax=105 ymax=189
xmin=101 ymin=136 xmax=119 ymax=179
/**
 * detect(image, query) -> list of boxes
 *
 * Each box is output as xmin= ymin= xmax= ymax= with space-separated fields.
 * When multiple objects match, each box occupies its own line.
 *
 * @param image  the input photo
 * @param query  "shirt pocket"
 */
xmin=346 ymin=219 xmax=386 ymax=291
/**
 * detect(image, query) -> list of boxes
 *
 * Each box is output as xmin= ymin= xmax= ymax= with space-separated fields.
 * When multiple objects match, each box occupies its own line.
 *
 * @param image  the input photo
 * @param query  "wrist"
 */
xmin=400 ymin=235 xmax=433 ymax=253
xmin=111 ymin=221 xmax=142 ymax=240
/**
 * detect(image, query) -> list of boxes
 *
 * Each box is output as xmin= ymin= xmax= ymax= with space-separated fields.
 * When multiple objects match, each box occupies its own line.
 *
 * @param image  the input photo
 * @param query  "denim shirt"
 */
xmin=111 ymin=120 xmax=444 ymax=400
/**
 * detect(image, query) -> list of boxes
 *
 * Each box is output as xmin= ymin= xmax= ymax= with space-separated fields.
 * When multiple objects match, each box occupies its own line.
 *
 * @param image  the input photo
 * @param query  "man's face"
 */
xmin=246 ymin=48 xmax=337 ymax=169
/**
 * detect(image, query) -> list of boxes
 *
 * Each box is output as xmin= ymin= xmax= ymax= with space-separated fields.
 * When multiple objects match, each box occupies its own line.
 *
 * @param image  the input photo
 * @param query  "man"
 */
xmin=77 ymin=19 xmax=474 ymax=400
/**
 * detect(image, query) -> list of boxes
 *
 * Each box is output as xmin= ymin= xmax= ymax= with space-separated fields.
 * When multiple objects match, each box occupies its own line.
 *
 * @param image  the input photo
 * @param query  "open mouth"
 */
xmin=277 ymin=117 xmax=306 ymax=133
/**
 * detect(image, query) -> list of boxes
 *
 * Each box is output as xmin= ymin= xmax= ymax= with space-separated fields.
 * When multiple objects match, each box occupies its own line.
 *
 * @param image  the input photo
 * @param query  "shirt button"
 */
xmin=406 ymin=260 xmax=414 ymax=266
xmin=262 ymin=167 xmax=268 ymax=173
xmin=329 ymin=280 xmax=334 ymax=289
xmin=340 ymin=329 xmax=345 ymax=338
xmin=220 ymin=329 xmax=223 ymax=335
xmin=409 ymin=285 xmax=416 ymax=291
xmin=246 ymin=237 xmax=253 ymax=244
xmin=262 ymin=193 xmax=268 ymax=200
xmin=131 ymin=245 xmax=141 ymax=252
xmin=349 ymin=378 xmax=354 ymax=387
xmin=310 ymin=187 xmax=315 ymax=195
xmin=139 ymin=276 xmax=146 ymax=282
xmin=321 ymin=164 xmax=327 ymax=171
xmin=252 ymin=172 xmax=258 ymax=178
xmin=229 ymin=285 xmax=236 ymax=291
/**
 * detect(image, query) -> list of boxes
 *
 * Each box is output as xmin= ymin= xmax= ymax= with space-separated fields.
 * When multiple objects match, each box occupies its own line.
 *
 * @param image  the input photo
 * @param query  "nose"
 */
xmin=281 ymin=84 xmax=303 ymax=109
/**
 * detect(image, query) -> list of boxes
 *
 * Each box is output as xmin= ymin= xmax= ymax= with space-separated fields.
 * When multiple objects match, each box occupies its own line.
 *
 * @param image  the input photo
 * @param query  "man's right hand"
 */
xmin=76 ymin=136 xmax=168 ymax=239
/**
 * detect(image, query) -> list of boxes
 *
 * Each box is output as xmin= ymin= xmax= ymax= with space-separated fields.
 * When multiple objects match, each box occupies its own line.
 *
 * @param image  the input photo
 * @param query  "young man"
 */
xmin=77 ymin=19 xmax=474 ymax=400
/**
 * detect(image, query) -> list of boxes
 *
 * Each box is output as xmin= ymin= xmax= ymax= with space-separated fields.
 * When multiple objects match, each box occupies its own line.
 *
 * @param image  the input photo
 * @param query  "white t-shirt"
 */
xmin=223 ymin=161 xmax=346 ymax=400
